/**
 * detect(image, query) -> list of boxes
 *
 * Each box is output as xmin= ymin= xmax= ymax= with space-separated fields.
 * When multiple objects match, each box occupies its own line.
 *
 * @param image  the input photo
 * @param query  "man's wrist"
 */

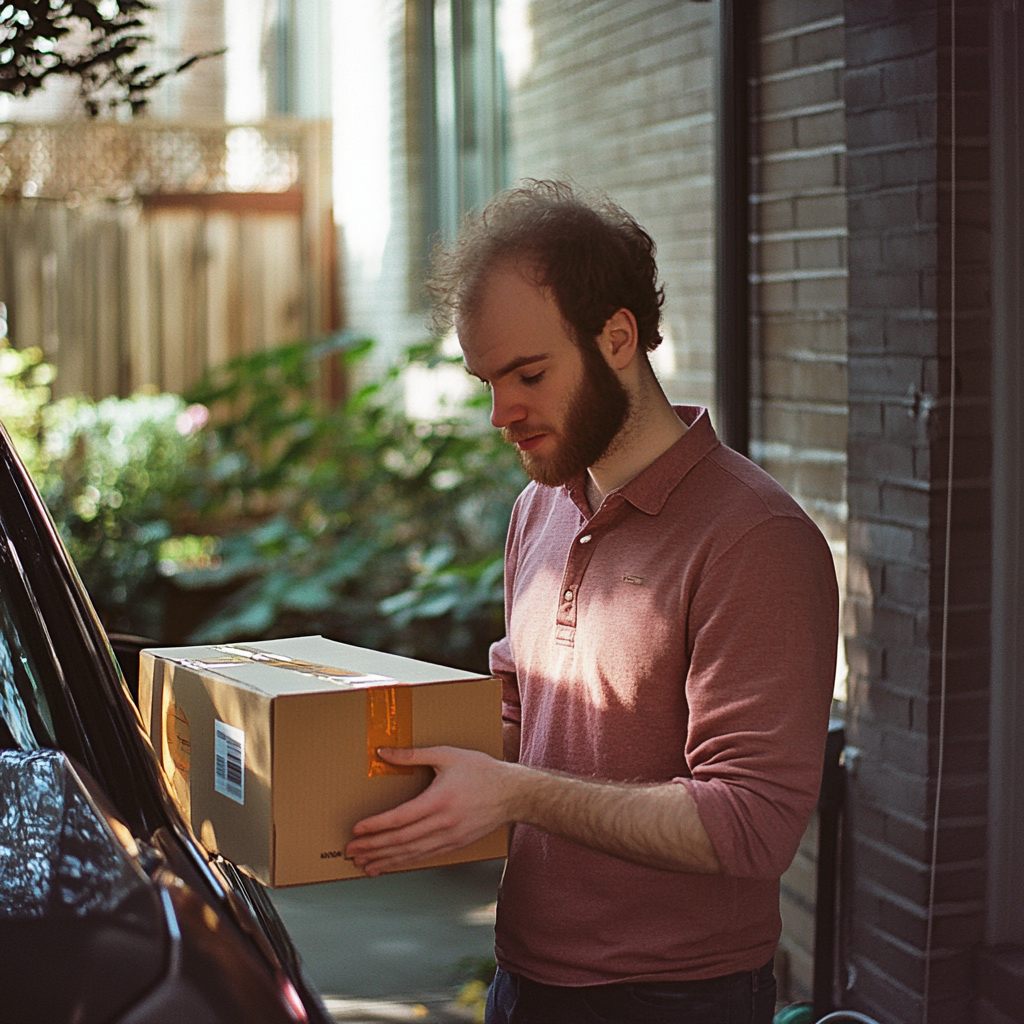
xmin=498 ymin=759 xmax=540 ymax=824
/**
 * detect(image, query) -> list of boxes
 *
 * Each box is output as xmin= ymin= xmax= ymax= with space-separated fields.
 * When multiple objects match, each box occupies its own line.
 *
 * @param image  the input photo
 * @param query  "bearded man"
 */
xmin=346 ymin=181 xmax=839 ymax=1024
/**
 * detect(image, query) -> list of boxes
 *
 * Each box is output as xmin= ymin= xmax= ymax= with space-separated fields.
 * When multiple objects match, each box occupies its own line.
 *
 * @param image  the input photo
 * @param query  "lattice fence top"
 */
xmin=0 ymin=121 xmax=320 ymax=201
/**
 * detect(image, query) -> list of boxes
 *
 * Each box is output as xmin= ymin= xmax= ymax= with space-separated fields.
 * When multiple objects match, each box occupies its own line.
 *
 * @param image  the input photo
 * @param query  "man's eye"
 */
xmin=521 ymin=372 xmax=544 ymax=386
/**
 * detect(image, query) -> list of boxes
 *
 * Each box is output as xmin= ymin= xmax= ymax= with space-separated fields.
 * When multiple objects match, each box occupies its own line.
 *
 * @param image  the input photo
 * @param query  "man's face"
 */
xmin=458 ymin=266 xmax=629 ymax=486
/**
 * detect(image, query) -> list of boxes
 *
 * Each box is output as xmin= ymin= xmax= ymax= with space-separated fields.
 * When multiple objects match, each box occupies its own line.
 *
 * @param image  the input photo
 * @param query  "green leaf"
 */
xmin=282 ymin=580 xmax=338 ymax=613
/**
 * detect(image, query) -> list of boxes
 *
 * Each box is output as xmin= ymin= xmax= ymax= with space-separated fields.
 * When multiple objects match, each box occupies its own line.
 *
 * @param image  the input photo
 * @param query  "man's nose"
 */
xmin=490 ymin=388 xmax=527 ymax=429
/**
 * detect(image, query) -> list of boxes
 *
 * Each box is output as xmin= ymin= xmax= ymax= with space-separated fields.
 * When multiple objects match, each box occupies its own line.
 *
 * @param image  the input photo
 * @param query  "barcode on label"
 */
xmin=214 ymin=719 xmax=245 ymax=804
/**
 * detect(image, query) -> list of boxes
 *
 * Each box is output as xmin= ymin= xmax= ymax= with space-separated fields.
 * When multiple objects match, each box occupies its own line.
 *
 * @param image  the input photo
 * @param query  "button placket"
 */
xmin=557 ymin=578 xmax=579 ymax=627
xmin=555 ymin=512 xmax=613 ymax=631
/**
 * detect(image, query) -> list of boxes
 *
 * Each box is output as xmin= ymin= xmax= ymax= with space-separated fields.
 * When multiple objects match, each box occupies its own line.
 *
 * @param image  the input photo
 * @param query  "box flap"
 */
xmin=142 ymin=635 xmax=489 ymax=698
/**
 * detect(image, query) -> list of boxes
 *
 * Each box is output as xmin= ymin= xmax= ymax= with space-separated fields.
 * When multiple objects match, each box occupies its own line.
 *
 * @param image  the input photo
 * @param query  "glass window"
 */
xmin=433 ymin=0 xmax=507 ymax=239
xmin=0 ymin=589 xmax=57 ymax=751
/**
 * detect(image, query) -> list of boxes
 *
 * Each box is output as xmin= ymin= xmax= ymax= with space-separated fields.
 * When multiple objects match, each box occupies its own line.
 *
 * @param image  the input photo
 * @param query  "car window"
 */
xmin=0 ymin=588 xmax=57 ymax=751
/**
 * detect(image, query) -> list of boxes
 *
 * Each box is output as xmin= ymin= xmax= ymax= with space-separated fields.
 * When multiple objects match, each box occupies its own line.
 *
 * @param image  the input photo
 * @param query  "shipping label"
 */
xmin=214 ymin=719 xmax=245 ymax=804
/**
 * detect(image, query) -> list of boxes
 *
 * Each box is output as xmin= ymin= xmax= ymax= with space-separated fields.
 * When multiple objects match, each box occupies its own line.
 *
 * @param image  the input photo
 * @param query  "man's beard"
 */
xmin=503 ymin=346 xmax=630 ymax=487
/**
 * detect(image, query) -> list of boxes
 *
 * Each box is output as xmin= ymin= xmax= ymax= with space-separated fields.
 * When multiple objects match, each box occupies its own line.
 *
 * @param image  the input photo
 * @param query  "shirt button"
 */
xmin=564 ymin=590 xmax=574 ymax=601
xmin=579 ymin=534 xmax=592 ymax=544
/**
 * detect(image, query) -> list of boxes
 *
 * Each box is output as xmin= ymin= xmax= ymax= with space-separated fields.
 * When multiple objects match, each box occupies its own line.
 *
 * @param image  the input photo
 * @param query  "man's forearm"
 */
xmin=497 ymin=720 xmax=717 ymax=872
xmin=506 ymin=762 xmax=721 ymax=874
xmin=345 ymin=745 xmax=721 ymax=876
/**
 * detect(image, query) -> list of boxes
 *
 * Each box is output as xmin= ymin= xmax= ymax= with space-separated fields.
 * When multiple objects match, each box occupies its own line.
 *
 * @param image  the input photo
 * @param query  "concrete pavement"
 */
xmin=270 ymin=859 xmax=504 ymax=1021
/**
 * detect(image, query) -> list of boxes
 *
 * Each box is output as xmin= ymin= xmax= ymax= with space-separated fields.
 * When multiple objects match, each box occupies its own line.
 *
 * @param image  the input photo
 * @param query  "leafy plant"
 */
xmin=3 ymin=330 xmax=523 ymax=668
xmin=32 ymin=392 xmax=203 ymax=637
xmin=0 ymin=333 xmax=55 ymax=468
xmin=174 ymin=337 xmax=525 ymax=672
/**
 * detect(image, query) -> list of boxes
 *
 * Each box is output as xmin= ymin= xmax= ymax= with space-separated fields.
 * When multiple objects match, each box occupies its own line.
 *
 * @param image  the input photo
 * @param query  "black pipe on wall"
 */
xmin=714 ymin=0 xmax=751 ymax=457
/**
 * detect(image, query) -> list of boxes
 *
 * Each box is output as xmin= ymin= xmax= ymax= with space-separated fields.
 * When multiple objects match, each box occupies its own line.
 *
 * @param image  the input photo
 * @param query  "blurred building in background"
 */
xmin=334 ymin=0 xmax=718 ymax=417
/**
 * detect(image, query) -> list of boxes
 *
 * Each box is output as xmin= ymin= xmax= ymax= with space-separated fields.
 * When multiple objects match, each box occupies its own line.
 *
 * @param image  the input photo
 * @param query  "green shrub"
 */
xmin=172 ymin=337 xmax=524 ymax=671
xmin=0 ymin=337 xmax=56 ymax=468
xmin=3 ymin=338 xmax=199 ymax=637
xmin=33 ymin=393 xmax=203 ymax=637
xmin=3 ymin=332 xmax=523 ymax=670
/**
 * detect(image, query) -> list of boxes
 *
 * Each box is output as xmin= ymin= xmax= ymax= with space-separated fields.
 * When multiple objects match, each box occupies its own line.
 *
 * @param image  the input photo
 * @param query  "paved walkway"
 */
xmin=321 ymin=993 xmax=476 ymax=1022
xmin=269 ymin=859 xmax=504 ymax=1021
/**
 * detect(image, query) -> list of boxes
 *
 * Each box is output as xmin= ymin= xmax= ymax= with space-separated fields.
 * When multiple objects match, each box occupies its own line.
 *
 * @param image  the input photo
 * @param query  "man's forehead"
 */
xmin=455 ymin=261 xmax=576 ymax=374
xmin=468 ymin=261 xmax=549 ymax=311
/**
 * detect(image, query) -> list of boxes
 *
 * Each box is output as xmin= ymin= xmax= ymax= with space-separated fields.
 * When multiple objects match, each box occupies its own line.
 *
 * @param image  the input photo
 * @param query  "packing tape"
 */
xmin=366 ymin=686 xmax=415 ymax=777
xmin=177 ymin=644 xmax=396 ymax=689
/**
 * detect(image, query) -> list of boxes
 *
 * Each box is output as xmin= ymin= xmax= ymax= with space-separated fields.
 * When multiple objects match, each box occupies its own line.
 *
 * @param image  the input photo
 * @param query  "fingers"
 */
xmin=350 ymin=788 xmax=439 ymax=837
xmin=348 ymin=815 xmax=462 ymax=875
xmin=349 ymin=805 xmax=500 ymax=876
xmin=349 ymin=745 xmax=489 ymax=836
xmin=356 ymin=835 xmax=464 ymax=877
xmin=346 ymin=747 xmax=455 ymax=837
xmin=343 ymin=745 xmax=511 ymax=876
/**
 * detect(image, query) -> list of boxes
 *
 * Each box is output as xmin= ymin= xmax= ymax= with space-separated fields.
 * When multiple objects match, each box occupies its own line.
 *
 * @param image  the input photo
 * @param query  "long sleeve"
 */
xmin=674 ymin=515 xmax=839 ymax=878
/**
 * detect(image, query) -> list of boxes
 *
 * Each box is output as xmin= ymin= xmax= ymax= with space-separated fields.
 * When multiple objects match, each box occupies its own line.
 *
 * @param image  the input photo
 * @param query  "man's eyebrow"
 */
xmin=463 ymin=354 xmax=548 ymax=383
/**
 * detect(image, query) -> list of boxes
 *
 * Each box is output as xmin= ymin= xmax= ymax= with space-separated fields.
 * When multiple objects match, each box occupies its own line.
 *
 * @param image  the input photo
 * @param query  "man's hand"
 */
xmin=345 ymin=746 xmax=523 ymax=877
xmin=345 ymin=745 xmax=722 ymax=878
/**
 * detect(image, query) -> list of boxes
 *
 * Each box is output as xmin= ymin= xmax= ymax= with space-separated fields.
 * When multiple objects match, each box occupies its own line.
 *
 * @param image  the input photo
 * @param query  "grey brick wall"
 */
xmin=750 ymin=1 xmax=848 ymax=566
xmin=842 ymin=3 xmax=991 ymax=1021
xmin=506 ymin=0 xmax=717 ymax=412
xmin=749 ymin=3 xmax=849 ymax=1002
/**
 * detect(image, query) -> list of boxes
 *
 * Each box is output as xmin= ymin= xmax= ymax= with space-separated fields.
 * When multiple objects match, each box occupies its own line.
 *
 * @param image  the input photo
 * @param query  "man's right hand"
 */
xmin=345 ymin=745 xmax=522 ymax=876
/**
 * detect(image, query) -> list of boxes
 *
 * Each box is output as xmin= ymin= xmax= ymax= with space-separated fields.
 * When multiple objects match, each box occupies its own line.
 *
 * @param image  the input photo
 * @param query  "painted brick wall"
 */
xmin=842 ymin=3 xmax=991 ymax=1021
xmin=749 ymin=2 xmax=848 ymax=1003
xmin=750 ymin=2 xmax=848 ymax=558
xmin=506 ymin=0 xmax=717 ymax=412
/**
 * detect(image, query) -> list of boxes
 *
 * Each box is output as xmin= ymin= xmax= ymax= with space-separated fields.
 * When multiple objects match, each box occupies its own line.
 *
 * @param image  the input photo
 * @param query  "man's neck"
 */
xmin=585 ymin=387 xmax=687 ymax=510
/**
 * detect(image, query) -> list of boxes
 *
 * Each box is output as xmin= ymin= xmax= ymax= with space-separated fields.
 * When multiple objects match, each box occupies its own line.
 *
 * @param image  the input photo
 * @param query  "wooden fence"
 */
xmin=0 ymin=120 xmax=334 ymax=400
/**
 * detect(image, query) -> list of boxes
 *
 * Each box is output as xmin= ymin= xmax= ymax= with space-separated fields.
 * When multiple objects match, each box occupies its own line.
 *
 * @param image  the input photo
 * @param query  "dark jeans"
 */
xmin=485 ymin=961 xmax=776 ymax=1024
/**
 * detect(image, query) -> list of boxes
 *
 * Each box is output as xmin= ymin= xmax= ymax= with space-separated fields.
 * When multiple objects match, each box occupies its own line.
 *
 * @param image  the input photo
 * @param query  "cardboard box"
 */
xmin=138 ymin=635 xmax=507 ymax=887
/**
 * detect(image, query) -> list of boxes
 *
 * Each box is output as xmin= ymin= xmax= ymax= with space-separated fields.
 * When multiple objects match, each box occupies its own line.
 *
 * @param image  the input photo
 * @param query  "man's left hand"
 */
xmin=345 ymin=746 xmax=520 ymax=876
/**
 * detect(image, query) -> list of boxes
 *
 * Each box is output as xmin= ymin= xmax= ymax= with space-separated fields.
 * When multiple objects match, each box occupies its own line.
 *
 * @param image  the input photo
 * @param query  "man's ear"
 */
xmin=598 ymin=308 xmax=640 ymax=370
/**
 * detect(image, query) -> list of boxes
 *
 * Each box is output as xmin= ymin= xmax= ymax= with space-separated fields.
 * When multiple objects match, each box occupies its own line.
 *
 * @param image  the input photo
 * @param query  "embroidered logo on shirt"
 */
xmin=622 ymin=574 xmax=644 ymax=586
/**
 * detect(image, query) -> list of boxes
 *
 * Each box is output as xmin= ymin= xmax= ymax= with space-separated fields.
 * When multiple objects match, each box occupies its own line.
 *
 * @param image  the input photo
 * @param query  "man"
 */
xmin=346 ymin=181 xmax=839 ymax=1024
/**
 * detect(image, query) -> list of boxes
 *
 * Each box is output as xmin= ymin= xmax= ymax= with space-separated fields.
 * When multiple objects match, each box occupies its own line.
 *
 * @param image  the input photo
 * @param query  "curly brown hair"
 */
xmin=425 ymin=180 xmax=665 ymax=353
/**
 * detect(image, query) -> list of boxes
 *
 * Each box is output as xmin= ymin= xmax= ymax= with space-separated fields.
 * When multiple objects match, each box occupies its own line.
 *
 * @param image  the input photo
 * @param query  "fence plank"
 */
xmin=262 ymin=214 xmax=304 ymax=347
xmin=0 ymin=121 xmax=333 ymax=401
xmin=2 ymin=200 xmax=323 ymax=398
xmin=204 ymin=212 xmax=232 ymax=368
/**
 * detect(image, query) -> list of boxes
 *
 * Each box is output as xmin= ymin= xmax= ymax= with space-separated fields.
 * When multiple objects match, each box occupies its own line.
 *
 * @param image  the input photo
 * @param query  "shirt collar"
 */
xmin=564 ymin=406 xmax=720 ymax=517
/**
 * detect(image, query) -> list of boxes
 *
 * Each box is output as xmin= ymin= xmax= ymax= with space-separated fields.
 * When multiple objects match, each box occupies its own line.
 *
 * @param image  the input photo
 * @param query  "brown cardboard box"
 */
xmin=138 ymin=635 xmax=507 ymax=887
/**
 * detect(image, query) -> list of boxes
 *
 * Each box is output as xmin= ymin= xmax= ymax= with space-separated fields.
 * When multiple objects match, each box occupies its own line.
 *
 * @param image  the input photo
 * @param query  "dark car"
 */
xmin=0 ymin=419 xmax=334 ymax=1024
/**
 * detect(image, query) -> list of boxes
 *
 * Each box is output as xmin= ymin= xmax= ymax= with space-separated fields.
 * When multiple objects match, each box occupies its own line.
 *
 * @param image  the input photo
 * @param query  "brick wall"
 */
xmin=842 ymin=3 xmax=991 ymax=1021
xmin=749 ymin=2 xmax=848 ymax=1002
xmin=506 ymin=0 xmax=717 ymax=411
xmin=750 ymin=1 xmax=848 ymax=557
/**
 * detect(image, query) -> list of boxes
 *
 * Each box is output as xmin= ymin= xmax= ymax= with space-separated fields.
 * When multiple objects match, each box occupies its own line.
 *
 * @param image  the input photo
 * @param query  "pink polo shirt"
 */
xmin=489 ymin=406 xmax=838 ymax=986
